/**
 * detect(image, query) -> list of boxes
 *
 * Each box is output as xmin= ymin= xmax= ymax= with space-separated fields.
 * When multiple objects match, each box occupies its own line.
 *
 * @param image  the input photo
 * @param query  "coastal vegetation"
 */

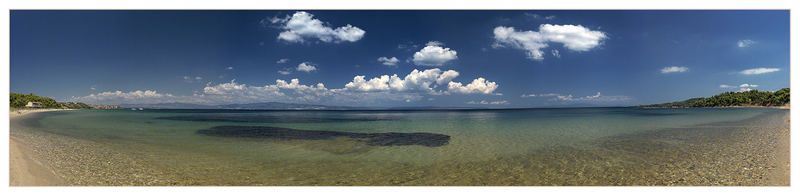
xmin=10 ymin=93 xmax=92 ymax=109
xmin=641 ymin=88 xmax=789 ymax=108
xmin=59 ymin=102 xmax=92 ymax=109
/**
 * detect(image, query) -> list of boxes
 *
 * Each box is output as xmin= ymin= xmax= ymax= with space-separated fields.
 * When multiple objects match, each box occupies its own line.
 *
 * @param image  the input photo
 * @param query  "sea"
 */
xmin=9 ymin=107 xmax=789 ymax=185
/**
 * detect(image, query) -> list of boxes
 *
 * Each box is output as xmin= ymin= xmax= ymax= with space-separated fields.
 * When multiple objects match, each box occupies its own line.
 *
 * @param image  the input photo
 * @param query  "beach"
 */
xmin=8 ymin=108 xmax=791 ymax=186
xmin=9 ymin=108 xmax=70 ymax=119
xmin=9 ymin=139 xmax=66 ymax=186
xmin=9 ymin=109 xmax=70 ymax=186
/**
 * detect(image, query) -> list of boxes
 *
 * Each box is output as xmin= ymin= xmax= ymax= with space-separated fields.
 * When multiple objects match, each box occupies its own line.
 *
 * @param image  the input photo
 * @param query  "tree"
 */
xmin=10 ymin=93 xmax=92 ymax=109
xmin=641 ymin=88 xmax=790 ymax=107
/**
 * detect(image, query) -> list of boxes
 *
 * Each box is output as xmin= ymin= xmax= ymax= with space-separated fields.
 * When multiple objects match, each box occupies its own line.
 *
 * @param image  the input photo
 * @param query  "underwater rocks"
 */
xmin=197 ymin=126 xmax=450 ymax=147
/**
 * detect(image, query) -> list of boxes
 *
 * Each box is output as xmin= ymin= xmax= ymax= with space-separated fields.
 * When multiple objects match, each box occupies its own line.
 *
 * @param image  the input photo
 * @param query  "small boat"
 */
xmin=138 ymin=108 xmax=144 ymax=110
xmin=131 ymin=108 xmax=136 ymax=111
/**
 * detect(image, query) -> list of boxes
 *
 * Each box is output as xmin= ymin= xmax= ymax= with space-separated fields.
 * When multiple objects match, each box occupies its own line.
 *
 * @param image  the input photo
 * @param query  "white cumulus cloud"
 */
xmin=276 ymin=58 xmax=290 ymax=64
xmin=661 ymin=66 xmax=689 ymax=74
xmin=270 ymin=11 xmax=365 ymax=43
xmin=412 ymin=42 xmax=458 ymax=66
xmin=740 ymin=68 xmax=780 ymax=75
xmin=720 ymin=83 xmax=759 ymax=92
xmin=296 ymin=62 xmax=317 ymax=72
xmin=739 ymin=83 xmax=759 ymax=88
xmin=447 ymin=78 xmax=499 ymax=95
xmin=73 ymin=90 xmax=177 ymax=104
xmin=344 ymin=69 xmax=447 ymax=93
xmin=343 ymin=75 xmax=397 ymax=92
xmin=74 ymin=69 xmax=499 ymax=105
xmin=342 ymin=68 xmax=496 ymax=95
xmin=201 ymin=79 xmax=330 ymax=104
xmin=377 ymin=57 xmax=400 ymax=66
xmin=436 ymin=70 xmax=459 ymax=85
xmin=493 ymin=24 xmax=606 ymax=60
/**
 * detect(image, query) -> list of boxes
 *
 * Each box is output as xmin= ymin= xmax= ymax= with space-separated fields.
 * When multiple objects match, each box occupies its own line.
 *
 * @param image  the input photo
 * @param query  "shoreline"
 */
xmin=10 ymin=108 xmax=74 ymax=118
xmin=9 ymin=139 xmax=67 ymax=186
xmin=9 ymin=109 xmax=71 ymax=186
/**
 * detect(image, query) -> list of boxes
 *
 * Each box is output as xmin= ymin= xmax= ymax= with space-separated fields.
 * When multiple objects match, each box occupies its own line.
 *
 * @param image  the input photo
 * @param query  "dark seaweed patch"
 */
xmin=197 ymin=126 xmax=450 ymax=147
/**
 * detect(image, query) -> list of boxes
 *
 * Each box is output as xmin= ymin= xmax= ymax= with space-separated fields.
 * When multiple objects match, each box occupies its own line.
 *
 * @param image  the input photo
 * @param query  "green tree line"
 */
xmin=641 ymin=88 xmax=789 ymax=108
xmin=10 ymin=93 xmax=92 ymax=109
xmin=59 ymin=102 xmax=92 ymax=109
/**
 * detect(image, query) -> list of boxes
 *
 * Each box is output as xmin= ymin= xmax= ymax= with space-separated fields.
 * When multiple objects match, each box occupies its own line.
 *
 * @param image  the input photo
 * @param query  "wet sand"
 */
xmin=9 ymin=139 xmax=66 ymax=186
xmin=8 ymin=109 xmax=790 ymax=186
xmin=9 ymin=109 xmax=71 ymax=186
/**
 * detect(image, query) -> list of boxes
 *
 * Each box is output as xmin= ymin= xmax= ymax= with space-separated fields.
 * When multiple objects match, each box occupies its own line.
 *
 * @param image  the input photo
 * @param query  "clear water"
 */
xmin=11 ymin=107 xmax=785 ymax=185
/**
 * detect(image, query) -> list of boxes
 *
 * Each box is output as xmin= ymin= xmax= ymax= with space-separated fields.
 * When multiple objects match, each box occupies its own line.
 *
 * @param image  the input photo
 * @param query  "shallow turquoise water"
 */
xmin=22 ymin=107 xmax=775 ymax=166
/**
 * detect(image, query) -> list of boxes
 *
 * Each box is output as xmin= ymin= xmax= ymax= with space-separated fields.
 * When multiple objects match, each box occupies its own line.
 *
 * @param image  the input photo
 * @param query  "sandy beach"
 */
xmin=9 ymin=139 xmax=66 ymax=186
xmin=9 ymin=108 xmax=70 ymax=118
xmin=9 ymin=109 xmax=70 ymax=186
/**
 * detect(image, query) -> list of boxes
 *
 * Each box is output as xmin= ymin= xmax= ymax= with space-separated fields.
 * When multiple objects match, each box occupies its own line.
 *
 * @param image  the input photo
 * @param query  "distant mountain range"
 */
xmin=117 ymin=102 xmax=491 ymax=110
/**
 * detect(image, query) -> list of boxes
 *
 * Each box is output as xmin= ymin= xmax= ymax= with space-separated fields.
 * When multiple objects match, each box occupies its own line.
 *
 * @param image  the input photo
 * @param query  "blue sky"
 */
xmin=10 ymin=10 xmax=789 ymax=107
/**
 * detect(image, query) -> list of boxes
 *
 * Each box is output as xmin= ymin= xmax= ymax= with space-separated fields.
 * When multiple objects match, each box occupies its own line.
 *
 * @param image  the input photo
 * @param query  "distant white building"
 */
xmin=25 ymin=102 xmax=43 ymax=108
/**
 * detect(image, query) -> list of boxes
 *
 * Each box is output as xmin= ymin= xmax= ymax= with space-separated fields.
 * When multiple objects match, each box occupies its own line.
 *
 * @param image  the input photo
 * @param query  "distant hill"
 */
xmin=640 ymin=88 xmax=789 ymax=108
